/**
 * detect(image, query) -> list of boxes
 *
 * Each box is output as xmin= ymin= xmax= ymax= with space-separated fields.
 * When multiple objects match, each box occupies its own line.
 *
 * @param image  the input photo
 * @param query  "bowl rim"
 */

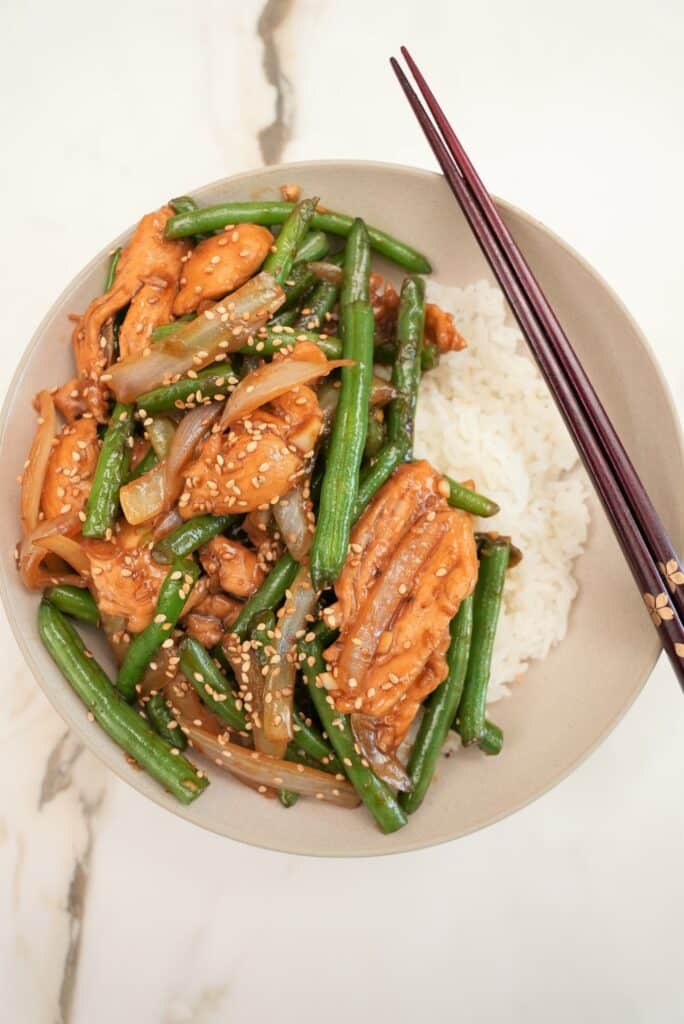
xmin=2 ymin=158 xmax=682 ymax=857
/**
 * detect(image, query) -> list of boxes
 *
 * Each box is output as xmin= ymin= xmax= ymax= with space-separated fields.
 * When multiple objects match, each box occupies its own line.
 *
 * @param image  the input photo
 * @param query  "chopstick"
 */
xmin=391 ymin=50 xmax=684 ymax=690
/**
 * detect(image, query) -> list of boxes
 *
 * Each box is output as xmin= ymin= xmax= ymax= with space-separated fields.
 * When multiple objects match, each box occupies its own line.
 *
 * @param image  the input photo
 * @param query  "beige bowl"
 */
xmin=2 ymin=161 xmax=682 ymax=856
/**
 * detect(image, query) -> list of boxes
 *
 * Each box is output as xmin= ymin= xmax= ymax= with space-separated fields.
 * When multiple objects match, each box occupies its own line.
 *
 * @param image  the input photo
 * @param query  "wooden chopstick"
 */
xmin=399 ymin=46 xmax=684 ymax=628
xmin=391 ymin=52 xmax=684 ymax=689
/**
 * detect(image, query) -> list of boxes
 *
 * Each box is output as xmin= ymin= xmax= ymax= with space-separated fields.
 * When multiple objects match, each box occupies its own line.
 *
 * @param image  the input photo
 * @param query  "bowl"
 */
xmin=2 ymin=160 xmax=682 ymax=857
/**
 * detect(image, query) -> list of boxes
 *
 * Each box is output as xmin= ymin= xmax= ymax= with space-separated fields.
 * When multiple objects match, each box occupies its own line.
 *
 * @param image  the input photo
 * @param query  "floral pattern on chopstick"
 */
xmin=643 ymin=591 xmax=675 ymax=627
xmin=657 ymin=560 xmax=684 ymax=593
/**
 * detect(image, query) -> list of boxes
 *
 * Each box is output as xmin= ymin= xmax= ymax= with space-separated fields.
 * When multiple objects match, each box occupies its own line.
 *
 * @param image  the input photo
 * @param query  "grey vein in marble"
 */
xmin=257 ymin=0 xmax=295 ymax=164
xmin=39 ymin=731 xmax=84 ymax=809
xmin=58 ymin=791 xmax=104 ymax=1024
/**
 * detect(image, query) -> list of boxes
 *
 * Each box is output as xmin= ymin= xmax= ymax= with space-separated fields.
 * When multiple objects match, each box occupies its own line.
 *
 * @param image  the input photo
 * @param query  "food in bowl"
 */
xmin=16 ymin=190 xmax=588 ymax=833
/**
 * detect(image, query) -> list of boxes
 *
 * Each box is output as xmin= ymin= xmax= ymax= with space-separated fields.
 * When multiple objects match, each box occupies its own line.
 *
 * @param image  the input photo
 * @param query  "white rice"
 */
xmin=414 ymin=279 xmax=590 ymax=704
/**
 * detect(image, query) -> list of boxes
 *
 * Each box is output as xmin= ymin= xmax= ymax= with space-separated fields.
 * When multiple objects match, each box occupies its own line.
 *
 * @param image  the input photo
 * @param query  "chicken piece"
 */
xmin=375 ymin=649 xmax=449 ymax=752
xmin=82 ymin=524 xmax=169 ymax=633
xmin=118 ymin=281 xmax=178 ymax=361
xmin=182 ymin=591 xmax=244 ymax=649
xmin=41 ymin=417 xmax=99 ymax=521
xmin=243 ymin=507 xmax=284 ymax=571
xmin=324 ymin=461 xmax=478 ymax=751
xmin=71 ymin=206 xmax=188 ymax=419
xmin=199 ymin=536 xmax=264 ymax=599
xmin=54 ymin=378 xmax=88 ymax=422
xmin=173 ymin=225 xmax=274 ymax=316
xmin=369 ymin=272 xmax=400 ymax=341
xmin=424 ymin=303 xmax=467 ymax=354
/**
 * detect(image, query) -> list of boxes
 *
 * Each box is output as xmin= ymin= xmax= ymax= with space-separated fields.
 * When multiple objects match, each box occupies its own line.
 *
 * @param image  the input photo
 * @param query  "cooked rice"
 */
xmin=414 ymin=280 xmax=590 ymax=703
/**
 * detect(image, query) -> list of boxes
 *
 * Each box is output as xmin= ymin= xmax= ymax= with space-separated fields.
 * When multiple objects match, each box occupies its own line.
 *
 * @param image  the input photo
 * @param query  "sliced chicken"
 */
xmin=82 ymin=524 xmax=169 ymax=633
xmin=173 ymin=225 xmax=274 ymax=315
xmin=118 ymin=281 xmax=177 ymax=361
xmin=324 ymin=461 xmax=478 ymax=752
xmin=369 ymin=272 xmax=400 ymax=341
xmin=199 ymin=536 xmax=264 ymax=599
xmin=41 ymin=417 xmax=99 ymax=521
xmin=424 ymin=302 xmax=467 ymax=354
xmin=71 ymin=206 xmax=188 ymax=418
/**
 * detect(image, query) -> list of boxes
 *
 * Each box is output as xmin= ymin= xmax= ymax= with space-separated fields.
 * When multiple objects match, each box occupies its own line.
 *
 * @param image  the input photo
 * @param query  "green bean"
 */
xmin=151 ymin=314 xmax=196 ymax=343
xmin=229 ymin=551 xmax=299 ymax=640
xmin=340 ymin=217 xmax=371 ymax=308
xmin=374 ymin=341 xmax=438 ymax=373
xmin=263 ymin=197 xmax=318 ymax=285
xmin=169 ymin=196 xmax=198 ymax=215
xmin=44 ymin=585 xmax=100 ymax=626
xmin=178 ymin=637 xmax=247 ymax=732
xmin=136 ymin=365 xmax=234 ymax=415
xmin=421 ymin=342 xmax=439 ymax=371
xmin=104 ymin=248 xmax=121 ymax=291
xmin=38 ymin=601 xmax=207 ymax=804
xmin=82 ymin=402 xmax=134 ymax=538
xmin=311 ymin=299 xmax=374 ymax=589
xmin=277 ymin=786 xmax=300 ymax=808
xmin=268 ymin=308 xmax=298 ymax=328
xmin=279 ymin=261 xmax=318 ymax=311
xmin=354 ymin=442 xmax=403 ymax=518
xmin=294 ymin=230 xmax=330 ymax=264
xmin=153 ymin=514 xmax=239 ymax=563
xmin=478 ymin=719 xmax=503 ymax=755
xmin=457 ymin=538 xmax=510 ymax=747
xmin=300 ymin=633 xmax=407 ymax=833
xmin=165 ymin=201 xmax=432 ymax=274
xmin=144 ymin=692 xmax=188 ymax=750
xmin=387 ymin=276 xmax=425 ymax=457
xmin=296 ymin=279 xmax=339 ymax=331
xmin=169 ymin=196 xmax=210 ymax=240
xmin=310 ymin=221 xmax=373 ymax=589
xmin=117 ymin=557 xmax=200 ymax=701
xmin=127 ymin=446 xmax=158 ymax=483
xmin=446 ymin=476 xmax=500 ymax=518
xmin=242 ymin=327 xmax=342 ymax=360
xmin=291 ymin=709 xmax=341 ymax=771
xmin=364 ymin=409 xmax=386 ymax=459
xmin=400 ymin=596 xmax=474 ymax=814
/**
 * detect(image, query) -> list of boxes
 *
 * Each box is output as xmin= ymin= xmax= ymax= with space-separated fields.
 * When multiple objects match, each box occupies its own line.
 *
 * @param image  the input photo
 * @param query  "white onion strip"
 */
xmin=185 ymin=723 xmax=359 ymax=807
xmin=21 ymin=390 xmax=56 ymax=535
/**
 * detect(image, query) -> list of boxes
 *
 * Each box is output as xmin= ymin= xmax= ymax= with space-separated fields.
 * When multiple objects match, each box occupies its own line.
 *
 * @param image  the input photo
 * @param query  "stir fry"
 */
xmin=21 ymin=192 xmax=516 ymax=832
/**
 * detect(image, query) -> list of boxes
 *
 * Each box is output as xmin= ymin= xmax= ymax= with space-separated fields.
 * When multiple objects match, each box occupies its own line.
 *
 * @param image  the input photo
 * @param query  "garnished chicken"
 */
xmin=82 ymin=524 xmax=169 ymax=633
xmin=173 ymin=225 xmax=274 ymax=315
xmin=199 ymin=536 xmax=264 ymax=599
xmin=177 ymin=345 xmax=324 ymax=519
xmin=182 ymin=592 xmax=243 ymax=648
xmin=71 ymin=206 xmax=188 ymax=419
xmin=424 ymin=302 xmax=467 ymax=353
xmin=41 ymin=417 xmax=99 ymax=520
xmin=324 ymin=461 xmax=478 ymax=751
xmin=118 ymin=282 xmax=177 ymax=361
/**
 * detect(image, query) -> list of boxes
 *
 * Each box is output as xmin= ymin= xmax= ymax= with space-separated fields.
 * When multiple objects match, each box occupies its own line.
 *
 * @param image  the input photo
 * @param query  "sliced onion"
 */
xmin=308 ymin=261 xmax=343 ymax=286
xmin=165 ymin=402 xmax=221 ymax=490
xmin=147 ymin=415 xmax=176 ymax=458
xmin=185 ymin=723 xmax=359 ymax=807
xmin=18 ymin=511 xmax=84 ymax=589
xmin=273 ymin=482 xmax=313 ymax=560
xmin=21 ymin=390 xmax=56 ymax=535
xmin=120 ymin=403 xmax=221 ymax=525
xmin=108 ymin=272 xmax=285 ymax=402
xmin=148 ymin=507 xmax=183 ymax=543
xmin=220 ymin=356 xmax=350 ymax=429
xmin=34 ymin=534 xmax=92 ymax=578
xmin=119 ymin=461 xmax=167 ymax=525
xmin=263 ymin=566 xmax=318 ymax=752
xmin=351 ymin=713 xmax=413 ymax=792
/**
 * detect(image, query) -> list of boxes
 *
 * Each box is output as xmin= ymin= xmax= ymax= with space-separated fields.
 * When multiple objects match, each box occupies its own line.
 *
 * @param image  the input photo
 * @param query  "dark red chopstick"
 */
xmin=391 ymin=52 xmax=684 ymax=690
xmin=399 ymin=46 xmax=684 ymax=628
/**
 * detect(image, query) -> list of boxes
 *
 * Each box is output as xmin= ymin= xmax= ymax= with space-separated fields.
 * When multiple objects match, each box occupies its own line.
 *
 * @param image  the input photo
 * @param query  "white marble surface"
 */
xmin=2 ymin=1 xmax=684 ymax=1021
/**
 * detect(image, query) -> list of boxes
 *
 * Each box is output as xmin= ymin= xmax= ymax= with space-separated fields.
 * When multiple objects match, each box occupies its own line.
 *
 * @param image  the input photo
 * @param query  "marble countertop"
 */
xmin=2 ymin=1 xmax=684 ymax=1021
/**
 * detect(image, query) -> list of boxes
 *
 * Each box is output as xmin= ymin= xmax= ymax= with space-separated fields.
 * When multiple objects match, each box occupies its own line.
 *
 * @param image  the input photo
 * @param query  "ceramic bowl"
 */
xmin=2 ymin=160 xmax=682 ymax=856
